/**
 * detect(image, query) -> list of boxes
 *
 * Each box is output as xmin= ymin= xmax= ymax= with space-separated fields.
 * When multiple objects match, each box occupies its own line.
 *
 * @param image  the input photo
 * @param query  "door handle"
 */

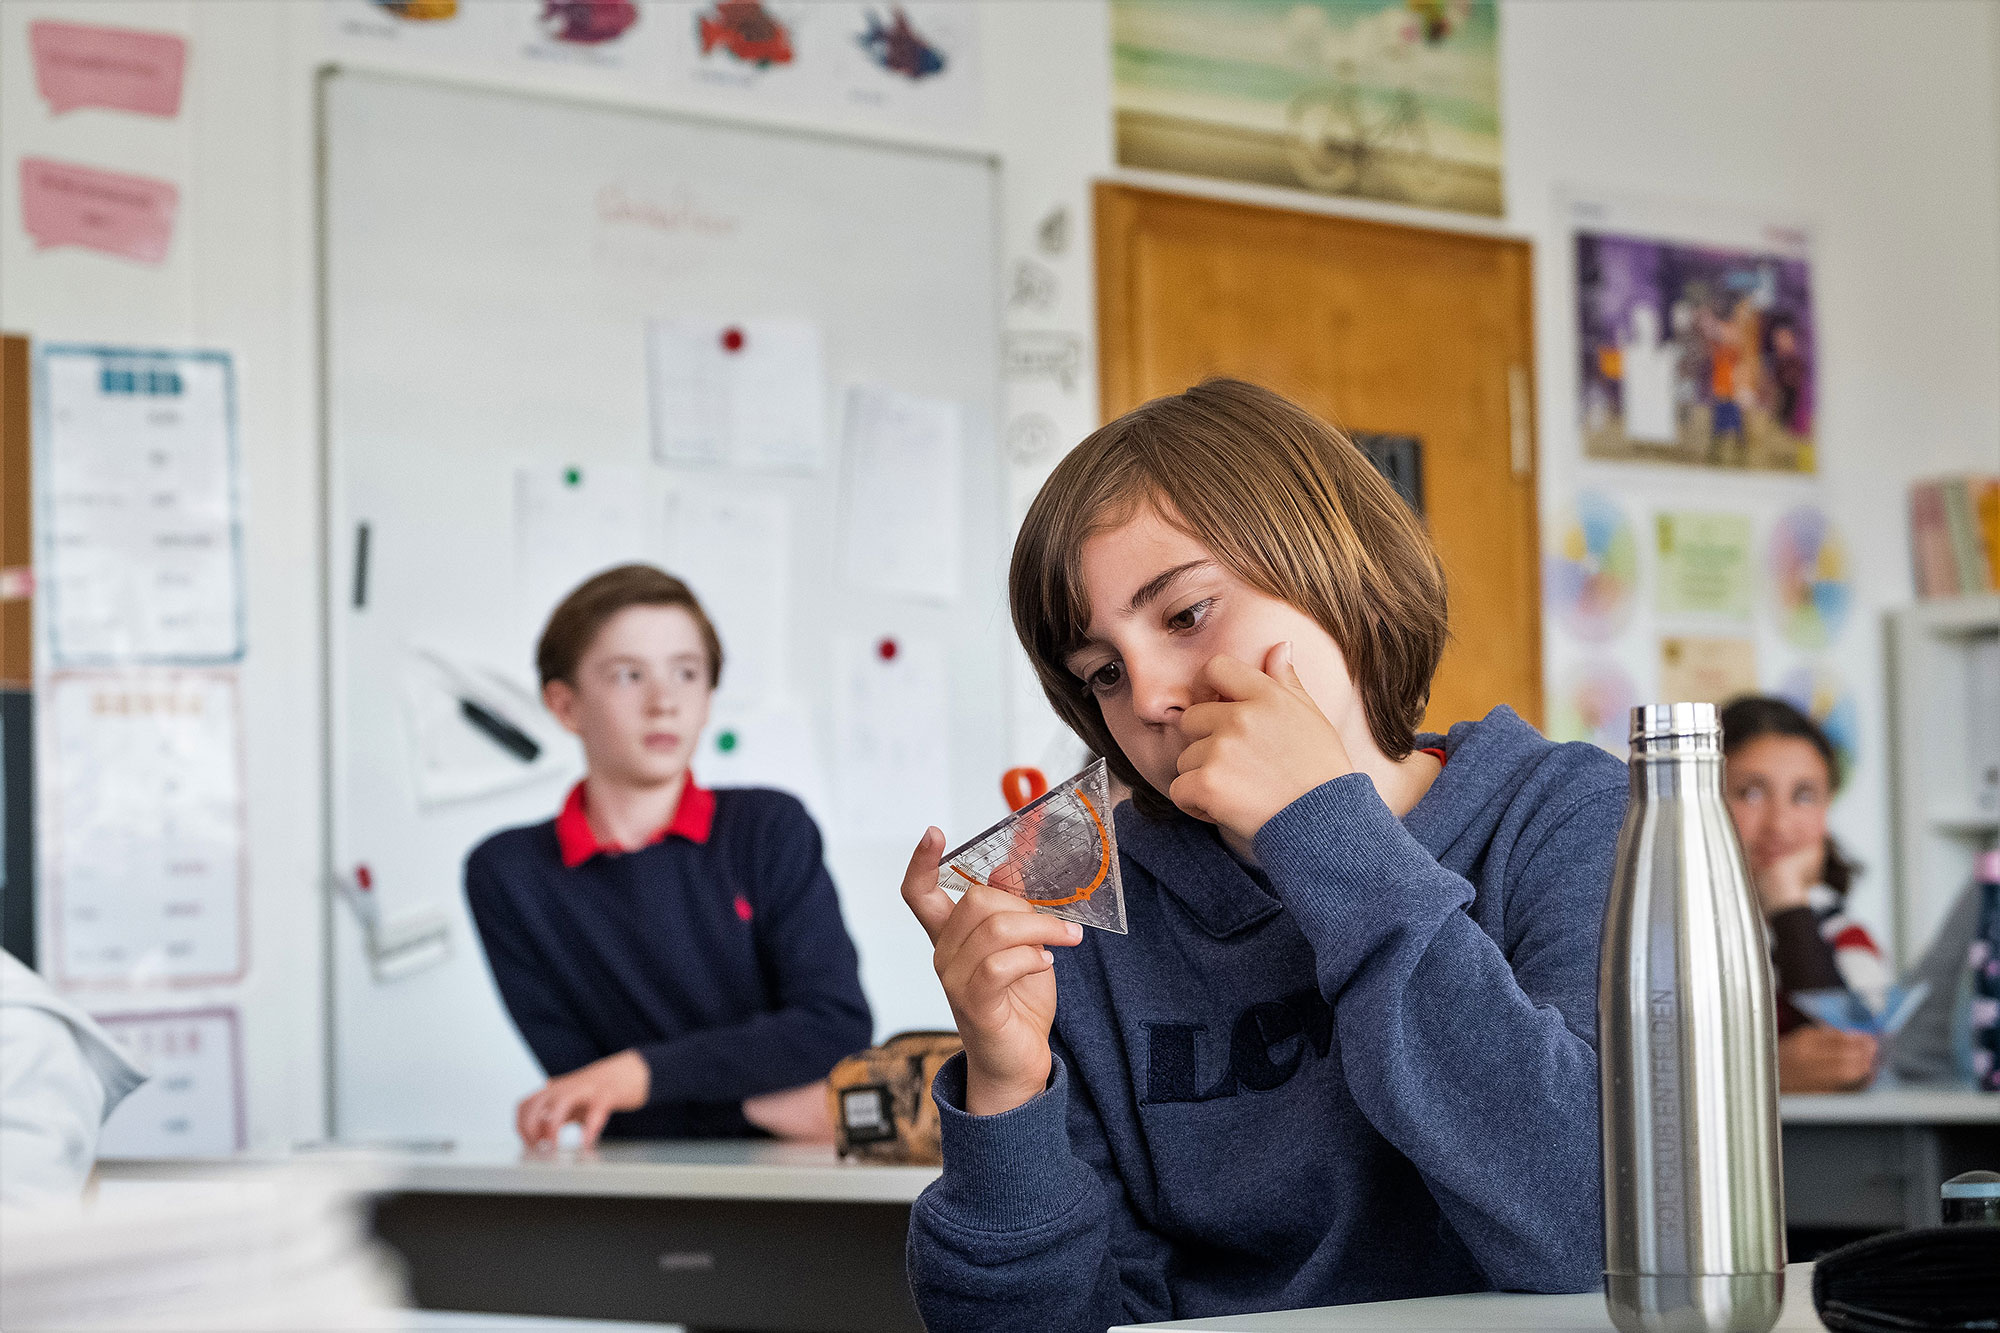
xmin=1508 ymin=365 xmax=1532 ymax=478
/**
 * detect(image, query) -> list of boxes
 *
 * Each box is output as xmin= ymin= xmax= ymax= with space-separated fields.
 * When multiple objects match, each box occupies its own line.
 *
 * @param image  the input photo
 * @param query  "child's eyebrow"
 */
xmin=1127 ymin=560 xmax=1214 ymax=614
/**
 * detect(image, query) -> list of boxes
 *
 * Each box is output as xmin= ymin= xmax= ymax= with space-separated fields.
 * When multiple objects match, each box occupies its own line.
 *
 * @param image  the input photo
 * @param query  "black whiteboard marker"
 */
xmin=459 ymin=697 xmax=541 ymax=762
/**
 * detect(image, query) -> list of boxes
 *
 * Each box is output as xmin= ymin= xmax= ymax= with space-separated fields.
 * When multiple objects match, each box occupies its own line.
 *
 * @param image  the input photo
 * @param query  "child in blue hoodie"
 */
xmin=900 ymin=380 xmax=1627 ymax=1331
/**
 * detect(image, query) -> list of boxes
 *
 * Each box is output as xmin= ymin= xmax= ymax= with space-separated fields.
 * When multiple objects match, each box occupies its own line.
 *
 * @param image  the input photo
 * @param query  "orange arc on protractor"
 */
xmin=950 ymin=792 xmax=1110 ymax=908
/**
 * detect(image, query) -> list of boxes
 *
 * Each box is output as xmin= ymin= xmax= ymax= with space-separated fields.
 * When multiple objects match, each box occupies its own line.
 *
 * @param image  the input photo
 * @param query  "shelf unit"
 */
xmin=1885 ymin=593 xmax=2000 ymax=967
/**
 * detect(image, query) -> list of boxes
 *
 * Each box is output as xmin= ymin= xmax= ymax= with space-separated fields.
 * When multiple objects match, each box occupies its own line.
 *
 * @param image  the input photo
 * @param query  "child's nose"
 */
xmin=1126 ymin=660 xmax=1190 ymax=726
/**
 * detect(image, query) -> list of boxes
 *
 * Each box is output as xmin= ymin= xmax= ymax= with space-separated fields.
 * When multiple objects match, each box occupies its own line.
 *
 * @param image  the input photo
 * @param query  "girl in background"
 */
xmin=1720 ymin=695 xmax=1888 ymax=1093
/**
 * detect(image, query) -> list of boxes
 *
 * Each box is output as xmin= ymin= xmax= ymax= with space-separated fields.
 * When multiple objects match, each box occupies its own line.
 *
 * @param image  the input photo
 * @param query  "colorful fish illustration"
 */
xmin=540 ymin=0 xmax=638 ymax=45
xmin=697 ymin=0 xmax=795 ymax=68
xmin=857 ymin=6 xmax=945 ymax=80
xmin=372 ymin=0 xmax=457 ymax=19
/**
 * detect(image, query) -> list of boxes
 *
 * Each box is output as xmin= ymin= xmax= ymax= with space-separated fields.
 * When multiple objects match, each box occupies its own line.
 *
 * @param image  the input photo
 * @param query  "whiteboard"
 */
xmin=321 ymin=69 xmax=1004 ymax=1139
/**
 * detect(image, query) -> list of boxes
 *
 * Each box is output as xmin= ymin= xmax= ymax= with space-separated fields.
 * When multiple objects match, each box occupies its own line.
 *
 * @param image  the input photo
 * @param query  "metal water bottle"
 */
xmin=1599 ymin=703 xmax=1786 ymax=1333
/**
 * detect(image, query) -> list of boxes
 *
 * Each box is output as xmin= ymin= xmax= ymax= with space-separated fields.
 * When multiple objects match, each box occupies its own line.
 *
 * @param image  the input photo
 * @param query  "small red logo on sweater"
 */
xmin=734 ymin=894 xmax=754 ymax=922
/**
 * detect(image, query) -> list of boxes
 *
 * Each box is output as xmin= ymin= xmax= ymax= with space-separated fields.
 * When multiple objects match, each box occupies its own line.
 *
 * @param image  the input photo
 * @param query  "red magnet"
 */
xmin=876 ymin=636 xmax=898 ymax=661
xmin=720 ymin=326 xmax=745 ymax=353
xmin=355 ymin=864 xmax=373 ymax=891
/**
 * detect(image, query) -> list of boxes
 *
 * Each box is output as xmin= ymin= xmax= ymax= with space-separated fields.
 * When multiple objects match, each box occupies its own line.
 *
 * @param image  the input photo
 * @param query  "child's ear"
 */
xmin=542 ymin=678 xmax=583 ymax=736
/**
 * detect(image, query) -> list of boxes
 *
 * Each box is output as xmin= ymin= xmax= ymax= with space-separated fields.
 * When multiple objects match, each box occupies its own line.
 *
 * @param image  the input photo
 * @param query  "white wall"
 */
xmin=3 ymin=0 xmax=1995 ymax=1145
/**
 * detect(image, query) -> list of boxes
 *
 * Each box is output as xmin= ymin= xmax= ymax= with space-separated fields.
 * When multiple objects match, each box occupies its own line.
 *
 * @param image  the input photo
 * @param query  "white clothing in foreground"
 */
xmin=0 ymin=952 xmax=146 ymax=1204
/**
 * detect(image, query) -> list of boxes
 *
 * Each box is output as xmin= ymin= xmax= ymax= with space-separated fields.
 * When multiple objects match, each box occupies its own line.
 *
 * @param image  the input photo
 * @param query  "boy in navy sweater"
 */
xmin=467 ymin=565 xmax=871 ymax=1146
xmin=900 ymin=381 xmax=1625 ymax=1329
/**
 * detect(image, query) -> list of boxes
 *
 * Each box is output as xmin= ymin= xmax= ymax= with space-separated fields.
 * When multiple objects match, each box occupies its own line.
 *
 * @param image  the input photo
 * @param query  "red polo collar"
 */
xmin=555 ymin=776 xmax=715 ymax=868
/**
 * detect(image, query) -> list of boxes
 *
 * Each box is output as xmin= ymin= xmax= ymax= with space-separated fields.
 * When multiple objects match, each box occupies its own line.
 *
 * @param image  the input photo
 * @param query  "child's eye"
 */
xmin=1165 ymin=598 xmax=1214 ymax=632
xmin=1083 ymin=661 xmax=1125 ymax=697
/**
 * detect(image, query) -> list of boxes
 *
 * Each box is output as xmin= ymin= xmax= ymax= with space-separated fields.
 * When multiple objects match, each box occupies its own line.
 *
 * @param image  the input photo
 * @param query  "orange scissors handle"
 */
xmin=1001 ymin=766 xmax=1048 ymax=812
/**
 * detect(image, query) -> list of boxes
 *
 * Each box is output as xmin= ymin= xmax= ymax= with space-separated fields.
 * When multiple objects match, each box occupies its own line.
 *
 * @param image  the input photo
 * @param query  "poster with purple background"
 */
xmin=1577 ymin=229 xmax=1816 ymax=473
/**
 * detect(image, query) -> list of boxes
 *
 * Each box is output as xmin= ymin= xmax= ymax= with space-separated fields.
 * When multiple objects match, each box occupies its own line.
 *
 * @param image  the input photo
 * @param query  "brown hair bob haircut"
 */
xmin=536 ymin=564 xmax=723 ymax=690
xmin=1009 ymin=378 xmax=1449 ymax=820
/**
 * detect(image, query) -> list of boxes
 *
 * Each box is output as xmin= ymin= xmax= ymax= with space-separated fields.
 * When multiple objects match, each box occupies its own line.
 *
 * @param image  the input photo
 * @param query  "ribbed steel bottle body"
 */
xmin=1598 ymin=726 xmax=1786 ymax=1333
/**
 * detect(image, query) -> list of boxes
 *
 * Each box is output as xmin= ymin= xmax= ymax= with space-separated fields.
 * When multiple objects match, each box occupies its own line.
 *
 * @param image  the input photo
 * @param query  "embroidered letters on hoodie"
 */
xmin=1140 ymin=986 xmax=1334 ymax=1104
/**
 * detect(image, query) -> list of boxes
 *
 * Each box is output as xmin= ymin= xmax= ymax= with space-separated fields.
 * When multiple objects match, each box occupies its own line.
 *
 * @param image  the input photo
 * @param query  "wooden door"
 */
xmin=1095 ymin=183 xmax=1542 ymax=733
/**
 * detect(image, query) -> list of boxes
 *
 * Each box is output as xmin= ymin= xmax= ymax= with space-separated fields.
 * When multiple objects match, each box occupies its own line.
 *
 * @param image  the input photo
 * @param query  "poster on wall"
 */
xmin=1655 ymin=510 xmax=1752 ymax=619
xmin=1659 ymin=634 xmax=1757 ymax=706
xmin=1543 ymin=489 xmax=1638 ymax=643
xmin=831 ymin=3 xmax=981 ymax=134
xmin=36 ymin=346 xmax=244 ymax=667
xmin=1767 ymin=505 xmax=1852 ymax=649
xmin=1111 ymin=0 xmax=1502 ymax=217
xmin=1549 ymin=658 xmax=1638 ymax=755
xmin=45 ymin=671 xmax=247 ymax=989
xmin=1780 ymin=664 xmax=1860 ymax=784
xmin=519 ymin=0 xmax=643 ymax=66
xmin=94 ymin=1007 xmax=246 ymax=1156
xmin=1572 ymin=194 xmax=1817 ymax=473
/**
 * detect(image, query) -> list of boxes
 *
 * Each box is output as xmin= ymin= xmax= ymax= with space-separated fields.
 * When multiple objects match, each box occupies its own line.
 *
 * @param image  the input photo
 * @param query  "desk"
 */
xmin=1779 ymin=1087 xmax=1997 ymax=1231
xmin=103 ymin=1142 xmax=939 ymax=1333
xmin=1112 ymin=1264 xmax=1820 ymax=1331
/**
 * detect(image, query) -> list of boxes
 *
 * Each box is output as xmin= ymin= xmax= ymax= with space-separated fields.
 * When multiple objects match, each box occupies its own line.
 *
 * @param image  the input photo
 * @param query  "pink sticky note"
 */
xmin=20 ymin=159 xmax=179 ymax=264
xmin=30 ymin=21 xmax=186 ymax=117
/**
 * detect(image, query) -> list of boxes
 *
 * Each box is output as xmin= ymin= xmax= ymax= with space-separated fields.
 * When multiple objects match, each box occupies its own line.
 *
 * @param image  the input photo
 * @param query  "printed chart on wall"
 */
xmin=44 ymin=671 xmax=247 ymax=989
xmin=94 ymin=1008 xmax=246 ymax=1156
xmin=1571 ymin=193 xmax=1816 ymax=474
xmin=1111 ymin=0 xmax=1502 ymax=216
xmin=35 ymin=347 xmax=244 ymax=667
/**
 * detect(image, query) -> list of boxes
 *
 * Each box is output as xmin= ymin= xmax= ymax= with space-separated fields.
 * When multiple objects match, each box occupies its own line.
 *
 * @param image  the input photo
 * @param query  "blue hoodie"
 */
xmin=907 ymin=707 xmax=1626 ymax=1331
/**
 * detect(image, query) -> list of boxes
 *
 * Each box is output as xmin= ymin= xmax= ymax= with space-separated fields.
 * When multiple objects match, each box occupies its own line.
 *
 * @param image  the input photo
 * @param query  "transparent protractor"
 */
xmin=948 ymin=788 xmax=1110 ymax=909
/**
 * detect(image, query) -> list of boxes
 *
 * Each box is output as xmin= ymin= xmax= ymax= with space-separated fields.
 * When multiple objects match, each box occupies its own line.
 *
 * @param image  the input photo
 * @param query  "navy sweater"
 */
xmin=465 ymin=787 xmax=873 ymax=1138
xmin=907 ymin=707 xmax=1626 ymax=1329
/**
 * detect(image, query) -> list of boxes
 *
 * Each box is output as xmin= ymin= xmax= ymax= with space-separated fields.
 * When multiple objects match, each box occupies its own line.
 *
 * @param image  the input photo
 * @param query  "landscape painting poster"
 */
xmin=1112 ymin=0 xmax=1502 ymax=217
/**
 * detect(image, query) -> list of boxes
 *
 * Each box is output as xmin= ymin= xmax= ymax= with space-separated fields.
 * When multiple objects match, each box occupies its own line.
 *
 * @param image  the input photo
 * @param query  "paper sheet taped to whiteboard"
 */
xmin=833 ymin=634 xmax=948 ymax=841
xmin=514 ymin=464 xmax=653 ymax=636
xmin=664 ymin=488 xmax=790 ymax=705
xmin=839 ymin=384 xmax=961 ymax=602
xmin=647 ymin=317 xmax=826 ymax=472
xmin=403 ymin=644 xmax=571 ymax=808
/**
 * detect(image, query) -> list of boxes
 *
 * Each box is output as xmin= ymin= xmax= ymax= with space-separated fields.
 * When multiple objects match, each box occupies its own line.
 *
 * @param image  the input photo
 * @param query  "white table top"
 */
xmin=1113 ymin=1265 xmax=1820 ymax=1332
xmin=1778 ymin=1085 xmax=1998 ymax=1124
xmin=102 ymin=1139 xmax=941 ymax=1204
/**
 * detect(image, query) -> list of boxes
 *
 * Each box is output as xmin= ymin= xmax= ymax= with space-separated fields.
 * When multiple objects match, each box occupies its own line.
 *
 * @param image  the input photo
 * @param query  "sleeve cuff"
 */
xmin=1252 ymin=774 xmax=1470 ymax=986
xmin=926 ymin=1051 xmax=1092 ymax=1232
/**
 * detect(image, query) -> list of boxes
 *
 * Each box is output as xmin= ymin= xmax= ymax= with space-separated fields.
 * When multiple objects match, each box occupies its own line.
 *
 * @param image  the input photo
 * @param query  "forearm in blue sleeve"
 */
xmin=1255 ymin=776 xmax=1614 ymax=1293
xmin=907 ymin=1054 xmax=1139 ymax=1333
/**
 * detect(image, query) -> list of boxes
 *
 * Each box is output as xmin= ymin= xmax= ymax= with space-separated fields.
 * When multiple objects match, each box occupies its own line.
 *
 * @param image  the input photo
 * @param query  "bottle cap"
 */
xmin=1629 ymin=702 xmax=1722 ymax=747
xmin=1941 ymin=1170 xmax=2000 ymax=1225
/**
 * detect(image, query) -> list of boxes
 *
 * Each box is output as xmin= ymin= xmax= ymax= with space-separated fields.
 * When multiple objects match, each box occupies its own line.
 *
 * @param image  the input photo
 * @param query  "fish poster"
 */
xmin=1112 ymin=0 xmax=1502 ymax=216
xmin=662 ymin=2 xmax=979 ymax=132
xmin=519 ymin=0 xmax=643 ymax=66
xmin=831 ymin=3 xmax=981 ymax=134
xmin=1573 ymin=193 xmax=1817 ymax=474
xmin=321 ymin=1 xmax=982 ymax=134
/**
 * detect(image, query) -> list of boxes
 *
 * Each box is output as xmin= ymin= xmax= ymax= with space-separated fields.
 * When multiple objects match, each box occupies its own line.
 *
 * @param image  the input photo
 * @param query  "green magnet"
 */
xmin=716 ymin=730 xmax=738 ymax=753
xmin=563 ymin=467 xmax=581 ymax=486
